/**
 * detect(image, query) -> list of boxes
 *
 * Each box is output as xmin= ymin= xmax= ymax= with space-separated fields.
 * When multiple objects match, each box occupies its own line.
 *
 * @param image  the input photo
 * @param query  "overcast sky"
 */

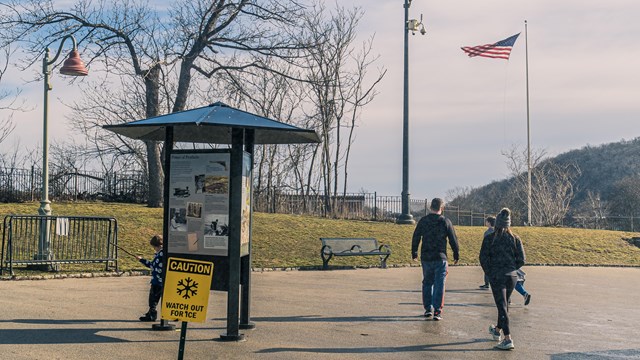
xmin=3 ymin=0 xmax=639 ymax=200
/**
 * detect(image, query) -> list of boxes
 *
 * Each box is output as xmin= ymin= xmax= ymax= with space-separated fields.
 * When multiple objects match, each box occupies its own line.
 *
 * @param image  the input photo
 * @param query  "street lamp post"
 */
xmin=397 ymin=0 xmax=425 ymax=225
xmin=37 ymin=35 xmax=88 ymax=262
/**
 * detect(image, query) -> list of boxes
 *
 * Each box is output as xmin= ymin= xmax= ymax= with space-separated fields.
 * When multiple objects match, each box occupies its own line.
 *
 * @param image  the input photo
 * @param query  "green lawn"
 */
xmin=2 ymin=202 xmax=640 ymax=274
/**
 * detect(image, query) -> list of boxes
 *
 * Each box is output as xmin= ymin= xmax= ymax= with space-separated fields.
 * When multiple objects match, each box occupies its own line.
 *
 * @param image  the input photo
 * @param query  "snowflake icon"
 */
xmin=176 ymin=277 xmax=198 ymax=299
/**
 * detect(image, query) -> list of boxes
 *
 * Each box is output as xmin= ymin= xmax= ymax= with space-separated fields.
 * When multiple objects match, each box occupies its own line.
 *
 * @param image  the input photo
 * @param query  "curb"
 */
xmin=3 ymin=262 xmax=639 ymax=281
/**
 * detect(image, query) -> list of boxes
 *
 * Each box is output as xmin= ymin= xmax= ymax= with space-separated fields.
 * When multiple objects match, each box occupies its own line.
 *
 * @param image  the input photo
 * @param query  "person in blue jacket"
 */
xmin=136 ymin=234 xmax=164 ymax=322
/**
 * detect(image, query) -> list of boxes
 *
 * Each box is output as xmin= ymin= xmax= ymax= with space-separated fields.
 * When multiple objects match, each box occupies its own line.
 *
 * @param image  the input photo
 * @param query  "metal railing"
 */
xmin=253 ymin=190 xmax=406 ymax=221
xmin=564 ymin=216 xmax=639 ymax=232
xmin=1 ymin=215 xmax=119 ymax=275
xmin=253 ymin=191 xmax=496 ymax=224
xmin=2 ymin=165 xmax=640 ymax=232
xmin=0 ymin=166 xmax=147 ymax=203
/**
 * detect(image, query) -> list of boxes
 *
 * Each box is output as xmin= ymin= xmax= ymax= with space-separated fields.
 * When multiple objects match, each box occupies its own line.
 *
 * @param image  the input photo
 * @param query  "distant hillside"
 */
xmin=554 ymin=139 xmax=640 ymax=206
xmin=449 ymin=137 xmax=640 ymax=222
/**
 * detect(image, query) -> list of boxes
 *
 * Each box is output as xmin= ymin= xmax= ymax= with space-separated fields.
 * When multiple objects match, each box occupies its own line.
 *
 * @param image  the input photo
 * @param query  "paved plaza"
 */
xmin=1 ymin=266 xmax=639 ymax=359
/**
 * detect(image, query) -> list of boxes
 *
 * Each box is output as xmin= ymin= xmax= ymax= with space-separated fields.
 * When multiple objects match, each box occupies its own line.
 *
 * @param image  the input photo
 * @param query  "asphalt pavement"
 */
xmin=1 ymin=266 xmax=640 ymax=360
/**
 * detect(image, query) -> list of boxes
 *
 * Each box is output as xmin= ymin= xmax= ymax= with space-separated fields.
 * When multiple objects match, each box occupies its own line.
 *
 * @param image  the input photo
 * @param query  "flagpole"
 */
xmin=525 ymin=20 xmax=532 ymax=225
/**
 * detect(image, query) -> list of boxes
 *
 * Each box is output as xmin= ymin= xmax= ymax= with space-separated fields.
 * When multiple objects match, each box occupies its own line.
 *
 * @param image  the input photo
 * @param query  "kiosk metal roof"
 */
xmin=103 ymin=101 xmax=320 ymax=144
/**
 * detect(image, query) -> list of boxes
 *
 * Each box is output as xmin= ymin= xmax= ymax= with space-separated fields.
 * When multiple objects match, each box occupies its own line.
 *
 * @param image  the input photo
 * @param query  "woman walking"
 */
xmin=479 ymin=208 xmax=525 ymax=350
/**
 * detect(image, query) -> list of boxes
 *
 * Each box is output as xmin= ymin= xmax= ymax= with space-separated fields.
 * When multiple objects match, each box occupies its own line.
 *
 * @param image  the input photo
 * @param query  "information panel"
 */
xmin=168 ymin=152 xmax=231 ymax=256
xmin=167 ymin=150 xmax=251 ymax=258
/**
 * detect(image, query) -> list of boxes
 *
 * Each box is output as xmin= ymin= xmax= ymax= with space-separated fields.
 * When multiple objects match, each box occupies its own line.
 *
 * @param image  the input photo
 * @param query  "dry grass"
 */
xmin=2 ymin=202 xmax=640 ymax=273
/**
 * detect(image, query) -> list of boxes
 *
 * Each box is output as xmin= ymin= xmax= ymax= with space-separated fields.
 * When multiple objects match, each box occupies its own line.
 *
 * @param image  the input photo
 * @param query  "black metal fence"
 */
xmin=252 ymin=190 xmax=492 ymax=224
xmin=0 ymin=166 xmax=147 ymax=203
xmin=2 ymin=166 xmax=639 ymax=232
xmin=564 ymin=216 xmax=640 ymax=232
xmin=1 ymin=215 xmax=119 ymax=275
xmin=253 ymin=190 xmax=402 ymax=221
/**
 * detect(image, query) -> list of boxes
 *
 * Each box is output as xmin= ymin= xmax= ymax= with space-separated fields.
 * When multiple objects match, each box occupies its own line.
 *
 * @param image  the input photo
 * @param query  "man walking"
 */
xmin=412 ymin=198 xmax=459 ymax=321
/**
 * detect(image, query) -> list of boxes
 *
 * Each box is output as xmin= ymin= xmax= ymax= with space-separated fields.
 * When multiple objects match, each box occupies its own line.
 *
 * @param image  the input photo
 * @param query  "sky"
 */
xmin=2 ymin=0 xmax=640 ymax=201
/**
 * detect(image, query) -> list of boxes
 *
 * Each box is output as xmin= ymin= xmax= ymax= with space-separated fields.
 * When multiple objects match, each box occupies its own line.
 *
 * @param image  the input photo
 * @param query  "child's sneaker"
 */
xmin=139 ymin=311 xmax=157 ymax=322
xmin=433 ymin=313 xmax=442 ymax=321
xmin=524 ymin=294 xmax=532 ymax=306
xmin=494 ymin=339 xmax=514 ymax=350
xmin=423 ymin=310 xmax=433 ymax=318
xmin=489 ymin=324 xmax=501 ymax=341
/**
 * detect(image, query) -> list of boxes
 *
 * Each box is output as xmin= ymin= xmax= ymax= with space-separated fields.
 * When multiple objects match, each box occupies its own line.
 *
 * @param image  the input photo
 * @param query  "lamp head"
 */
xmin=60 ymin=49 xmax=88 ymax=76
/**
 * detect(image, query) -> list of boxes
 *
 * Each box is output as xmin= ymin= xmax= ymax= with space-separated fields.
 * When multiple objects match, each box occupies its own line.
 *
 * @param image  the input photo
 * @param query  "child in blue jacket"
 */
xmin=136 ymin=235 xmax=164 ymax=321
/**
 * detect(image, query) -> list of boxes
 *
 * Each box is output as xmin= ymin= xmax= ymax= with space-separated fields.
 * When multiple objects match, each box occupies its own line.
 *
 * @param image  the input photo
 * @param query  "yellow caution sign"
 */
xmin=161 ymin=257 xmax=214 ymax=323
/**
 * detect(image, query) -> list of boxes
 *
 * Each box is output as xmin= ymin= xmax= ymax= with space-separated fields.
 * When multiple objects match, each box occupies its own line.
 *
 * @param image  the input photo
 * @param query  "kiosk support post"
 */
xmin=240 ymin=129 xmax=255 ymax=330
xmin=152 ymin=126 xmax=176 ymax=331
xmin=220 ymin=128 xmax=245 ymax=341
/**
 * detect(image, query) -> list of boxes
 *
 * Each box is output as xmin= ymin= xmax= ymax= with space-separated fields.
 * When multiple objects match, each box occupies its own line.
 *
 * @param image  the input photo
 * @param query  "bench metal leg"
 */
xmin=380 ymin=254 xmax=390 ymax=269
xmin=321 ymin=253 xmax=332 ymax=270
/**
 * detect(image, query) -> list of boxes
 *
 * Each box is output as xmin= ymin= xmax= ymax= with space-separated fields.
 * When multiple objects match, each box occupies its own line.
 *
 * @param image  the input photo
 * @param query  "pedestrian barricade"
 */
xmin=1 ymin=215 xmax=118 ymax=275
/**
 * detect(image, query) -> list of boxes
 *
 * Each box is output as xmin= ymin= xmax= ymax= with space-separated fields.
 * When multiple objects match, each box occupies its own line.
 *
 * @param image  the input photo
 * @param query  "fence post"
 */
xmin=373 ymin=192 xmax=377 ymax=221
xmin=30 ymin=165 xmax=35 ymax=201
xmin=424 ymin=199 xmax=428 ymax=218
xmin=74 ymin=172 xmax=78 ymax=201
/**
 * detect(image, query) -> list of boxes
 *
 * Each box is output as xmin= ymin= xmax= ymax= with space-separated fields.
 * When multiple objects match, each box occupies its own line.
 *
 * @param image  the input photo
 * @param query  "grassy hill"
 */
xmin=450 ymin=137 xmax=640 ymax=220
xmin=2 ymin=202 xmax=640 ymax=273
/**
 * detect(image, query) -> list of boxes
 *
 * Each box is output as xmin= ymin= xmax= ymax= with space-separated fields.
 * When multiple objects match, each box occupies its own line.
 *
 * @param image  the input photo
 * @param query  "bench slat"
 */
xmin=320 ymin=238 xmax=380 ymax=252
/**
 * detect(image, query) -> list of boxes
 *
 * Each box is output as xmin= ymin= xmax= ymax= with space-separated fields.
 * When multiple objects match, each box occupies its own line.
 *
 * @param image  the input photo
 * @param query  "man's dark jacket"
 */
xmin=411 ymin=213 xmax=459 ymax=262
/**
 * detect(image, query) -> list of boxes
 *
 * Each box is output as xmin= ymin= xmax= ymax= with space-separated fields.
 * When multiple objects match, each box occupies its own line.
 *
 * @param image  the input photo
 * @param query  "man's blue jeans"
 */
xmin=421 ymin=259 xmax=448 ymax=314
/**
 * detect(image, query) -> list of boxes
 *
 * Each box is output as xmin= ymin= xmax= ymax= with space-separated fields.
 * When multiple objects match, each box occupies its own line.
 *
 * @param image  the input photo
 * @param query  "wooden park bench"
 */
xmin=320 ymin=237 xmax=391 ymax=270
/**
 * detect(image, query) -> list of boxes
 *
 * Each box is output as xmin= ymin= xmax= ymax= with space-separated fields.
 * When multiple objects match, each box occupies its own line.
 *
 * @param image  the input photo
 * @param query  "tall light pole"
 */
xmin=37 ymin=35 xmax=88 ymax=262
xmin=397 ymin=0 xmax=425 ymax=225
xmin=525 ymin=20 xmax=532 ymax=226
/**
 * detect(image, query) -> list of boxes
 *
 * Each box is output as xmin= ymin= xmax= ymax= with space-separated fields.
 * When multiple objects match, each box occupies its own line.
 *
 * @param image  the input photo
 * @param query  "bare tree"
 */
xmin=208 ymin=56 xmax=312 ymax=195
xmin=608 ymin=176 xmax=640 ymax=216
xmin=503 ymin=145 xmax=581 ymax=226
xmin=446 ymin=186 xmax=473 ymax=204
xmin=584 ymin=190 xmax=608 ymax=219
xmin=200 ymin=2 xmax=386 ymax=217
xmin=0 ymin=46 xmax=18 ymax=146
xmin=0 ymin=0 xmax=311 ymax=207
xmin=298 ymin=3 xmax=386 ymax=215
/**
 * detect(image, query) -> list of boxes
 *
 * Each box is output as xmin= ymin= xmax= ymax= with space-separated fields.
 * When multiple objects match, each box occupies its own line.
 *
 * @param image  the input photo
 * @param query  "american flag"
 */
xmin=461 ymin=33 xmax=520 ymax=60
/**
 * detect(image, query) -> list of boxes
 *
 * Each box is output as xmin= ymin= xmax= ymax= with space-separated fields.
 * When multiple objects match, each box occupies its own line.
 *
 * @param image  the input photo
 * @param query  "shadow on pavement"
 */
xmin=0 ymin=328 xmax=147 ymax=344
xmin=0 ymin=319 xmax=226 ymax=345
xmin=550 ymin=349 xmax=640 ymax=359
xmin=0 ymin=319 xmax=139 ymax=325
xmin=230 ymin=315 xmax=425 ymax=323
xmin=256 ymin=338 xmax=498 ymax=354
